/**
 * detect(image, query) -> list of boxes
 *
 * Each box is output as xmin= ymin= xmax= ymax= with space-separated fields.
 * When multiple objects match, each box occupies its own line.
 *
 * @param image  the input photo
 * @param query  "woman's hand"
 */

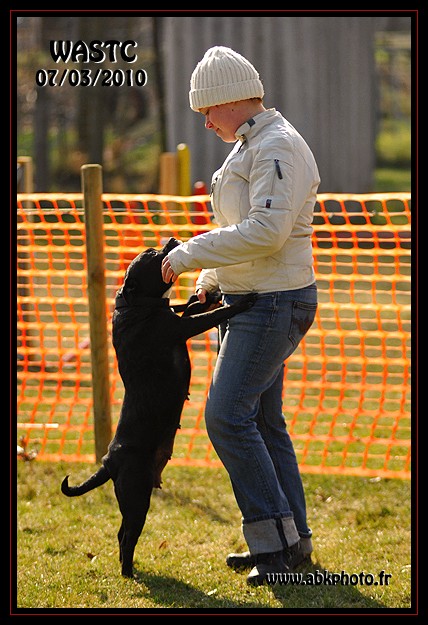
xmin=161 ymin=256 xmax=179 ymax=283
xmin=196 ymin=288 xmax=222 ymax=310
xmin=196 ymin=288 xmax=207 ymax=304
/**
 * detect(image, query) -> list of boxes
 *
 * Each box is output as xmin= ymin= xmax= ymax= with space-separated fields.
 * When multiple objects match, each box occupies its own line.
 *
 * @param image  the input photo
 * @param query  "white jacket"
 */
xmin=168 ymin=108 xmax=320 ymax=294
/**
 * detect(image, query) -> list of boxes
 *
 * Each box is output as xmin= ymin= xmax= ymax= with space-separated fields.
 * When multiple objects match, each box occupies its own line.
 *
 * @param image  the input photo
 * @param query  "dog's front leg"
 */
xmin=180 ymin=291 xmax=222 ymax=317
xmin=172 ymin=291 xmax=222 ymax=317
xmin=179 ymin=293 xmax=257 ymax=341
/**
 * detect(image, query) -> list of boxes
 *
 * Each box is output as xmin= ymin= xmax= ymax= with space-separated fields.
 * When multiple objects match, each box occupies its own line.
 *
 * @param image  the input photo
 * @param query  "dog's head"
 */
xmin=118 ymin=237 xmax=181 ymax=302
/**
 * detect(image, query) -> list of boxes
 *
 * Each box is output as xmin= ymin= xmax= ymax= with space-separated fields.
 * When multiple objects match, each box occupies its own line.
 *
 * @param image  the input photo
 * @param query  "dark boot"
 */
xmin=226 ymin=550 xmax=256 ymax=570
xmin=246 ymin=541 xmax=303 ymax=586
xmin=227 ymin=537 xmax=310 ymax=572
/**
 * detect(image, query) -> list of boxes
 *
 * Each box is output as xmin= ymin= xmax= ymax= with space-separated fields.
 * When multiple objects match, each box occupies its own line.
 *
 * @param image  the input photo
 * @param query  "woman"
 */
xmin=161 ymin=46 xmax=320 ymax=586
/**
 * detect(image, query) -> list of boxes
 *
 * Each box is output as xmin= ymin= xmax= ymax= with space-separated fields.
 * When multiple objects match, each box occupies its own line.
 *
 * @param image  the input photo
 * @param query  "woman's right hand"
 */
xmin=196 ymin=288 xmax=208 ymax=304
xmin=196 ymin=288 xmax=222 ymax=311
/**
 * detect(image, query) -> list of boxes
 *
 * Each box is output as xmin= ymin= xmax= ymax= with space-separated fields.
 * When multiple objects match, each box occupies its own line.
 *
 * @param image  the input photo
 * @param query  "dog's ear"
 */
xmin=120 ymin=254 xmax=141 ymax=294
xmin=122 ymin=275 xmax=136 ymax=294
xmin=162 ymin=238 xmax=181 ymax=255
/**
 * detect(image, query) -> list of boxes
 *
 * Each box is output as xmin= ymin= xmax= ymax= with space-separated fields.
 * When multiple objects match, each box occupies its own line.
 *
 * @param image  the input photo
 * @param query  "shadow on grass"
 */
xmin=133 ymin=560 xmax=387 ymax=612
xmin=268 ymin=560 xmax=388 ymax=610
xmin=133 ymin=569 xmax=269 ymax=611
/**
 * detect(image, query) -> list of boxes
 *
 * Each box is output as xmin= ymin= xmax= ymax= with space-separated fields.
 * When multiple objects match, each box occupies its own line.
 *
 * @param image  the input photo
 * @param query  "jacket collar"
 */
xmin=235 ymin=108 xmax=279 ymax=142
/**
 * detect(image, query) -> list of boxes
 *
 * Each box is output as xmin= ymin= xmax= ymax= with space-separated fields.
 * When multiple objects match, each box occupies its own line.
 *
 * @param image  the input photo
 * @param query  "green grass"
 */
xmin=373 ymin=168 xmax=411 ymax=193
xmin=376 ymin=120 xmax=411 ymax=170
xmin=373 ymin=119 xmax=411 ymax=192
xmin=16 ymin=461 xmax=413 ymax=612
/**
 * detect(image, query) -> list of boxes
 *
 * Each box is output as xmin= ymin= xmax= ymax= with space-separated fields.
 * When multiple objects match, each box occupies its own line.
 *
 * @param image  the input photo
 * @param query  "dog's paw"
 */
xmin=182 ymin=290 xmax=222 ymax=315
xmin=205 ymin=290 xmax=222 ymax=306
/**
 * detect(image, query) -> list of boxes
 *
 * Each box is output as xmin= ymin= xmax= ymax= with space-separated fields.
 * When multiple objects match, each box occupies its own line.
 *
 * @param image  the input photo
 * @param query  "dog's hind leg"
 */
xmin=119 ymin=516 xmax=149 ymax=577
xmin=118 ymin=521 xmax=124 ymax=564
xmin=118 ymin=500 xmax=152 ymax=577
xmin=114 ymin=466 xmax=153 ymax=577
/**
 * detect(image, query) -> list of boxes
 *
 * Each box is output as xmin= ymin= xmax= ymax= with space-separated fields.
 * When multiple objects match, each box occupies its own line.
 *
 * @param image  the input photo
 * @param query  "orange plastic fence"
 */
xmin=16 ymin=192 xmax=411 ymax=478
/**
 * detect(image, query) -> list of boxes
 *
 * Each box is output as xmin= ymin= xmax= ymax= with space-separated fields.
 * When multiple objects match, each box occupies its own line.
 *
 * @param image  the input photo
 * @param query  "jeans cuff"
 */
xmin=242 ymin=516 xmax=300 ymax=555
xmin=300 ymin=536 xmax=313 ymax=556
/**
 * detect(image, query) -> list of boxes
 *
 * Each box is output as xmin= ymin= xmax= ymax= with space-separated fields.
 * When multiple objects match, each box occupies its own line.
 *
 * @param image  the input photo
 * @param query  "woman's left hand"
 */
xmin=161 ymin=256 xmax=179 ymax=283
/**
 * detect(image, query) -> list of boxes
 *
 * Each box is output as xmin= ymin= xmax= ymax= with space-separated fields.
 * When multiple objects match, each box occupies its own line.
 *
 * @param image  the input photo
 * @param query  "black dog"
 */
xmin=61 ymin=237 xmax=256 ymax=577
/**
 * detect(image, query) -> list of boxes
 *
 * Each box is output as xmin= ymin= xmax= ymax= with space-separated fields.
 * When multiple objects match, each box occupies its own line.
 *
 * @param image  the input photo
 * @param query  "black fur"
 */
xmin=61 ymin=237 xmax=257 ymax=577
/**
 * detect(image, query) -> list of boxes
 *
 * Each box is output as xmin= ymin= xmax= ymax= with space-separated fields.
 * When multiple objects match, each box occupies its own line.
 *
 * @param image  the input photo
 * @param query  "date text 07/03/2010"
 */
xmin=36 ymin=40 xmax=148 ymax=88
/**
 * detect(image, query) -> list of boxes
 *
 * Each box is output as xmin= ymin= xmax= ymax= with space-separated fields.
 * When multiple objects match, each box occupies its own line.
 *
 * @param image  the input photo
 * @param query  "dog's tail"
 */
xmin=61 ymin=466 xmax=110 ymax=497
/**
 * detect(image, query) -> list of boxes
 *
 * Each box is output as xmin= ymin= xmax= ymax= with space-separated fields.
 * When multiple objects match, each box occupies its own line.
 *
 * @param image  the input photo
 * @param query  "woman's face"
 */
xmin=199 ymin=103 xmax=243 ymax=143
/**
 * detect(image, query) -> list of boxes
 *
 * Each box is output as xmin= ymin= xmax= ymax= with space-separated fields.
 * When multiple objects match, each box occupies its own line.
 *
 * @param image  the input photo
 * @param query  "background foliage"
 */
xmin=16 ymin=17 xmax=411 ymax=194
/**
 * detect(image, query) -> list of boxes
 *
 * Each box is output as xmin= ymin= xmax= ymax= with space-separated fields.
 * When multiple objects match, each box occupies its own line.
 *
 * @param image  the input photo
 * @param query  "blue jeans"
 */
xmin=205 ymin=285 xmax=317 ymax=554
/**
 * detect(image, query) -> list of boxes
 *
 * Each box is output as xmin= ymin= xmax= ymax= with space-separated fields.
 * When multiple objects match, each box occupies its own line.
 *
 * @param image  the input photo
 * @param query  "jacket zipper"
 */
xmin=269 ymin=159 xmax=283 ymax=197
xmin=274 ymin=159 xmax=283 ymax=179
xmin=210 ymin=176 xmax=217 ymax=196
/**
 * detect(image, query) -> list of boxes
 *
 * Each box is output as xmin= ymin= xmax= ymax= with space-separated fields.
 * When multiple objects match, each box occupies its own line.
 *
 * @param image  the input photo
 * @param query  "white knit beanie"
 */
xmin=189 ymin=46 xmax=264 ymax=111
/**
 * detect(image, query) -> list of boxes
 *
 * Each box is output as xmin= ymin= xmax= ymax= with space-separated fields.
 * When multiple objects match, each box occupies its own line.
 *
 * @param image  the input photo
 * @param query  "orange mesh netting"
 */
xmin=17 ymin=192 xmax=411 ymax=478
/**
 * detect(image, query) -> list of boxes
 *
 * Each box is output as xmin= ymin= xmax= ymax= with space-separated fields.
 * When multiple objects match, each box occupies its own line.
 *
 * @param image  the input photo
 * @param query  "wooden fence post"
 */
xmin=159 ymin=151 xmax=178 ymax=194
xmin=17 ymin=156 xmax=34 ymax=194
xmin=81 ymin=164 xmax=112 ymax=463
xmin=177 ymin=143 xmax=191 ymax=196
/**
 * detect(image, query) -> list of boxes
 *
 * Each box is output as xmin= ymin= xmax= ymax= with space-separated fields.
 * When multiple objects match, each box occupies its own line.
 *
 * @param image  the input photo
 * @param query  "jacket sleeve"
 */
xmin=167 ymin=144 xmax=316 ymax=274
xmin=195 ymin=268 xmax=219 ymax=293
